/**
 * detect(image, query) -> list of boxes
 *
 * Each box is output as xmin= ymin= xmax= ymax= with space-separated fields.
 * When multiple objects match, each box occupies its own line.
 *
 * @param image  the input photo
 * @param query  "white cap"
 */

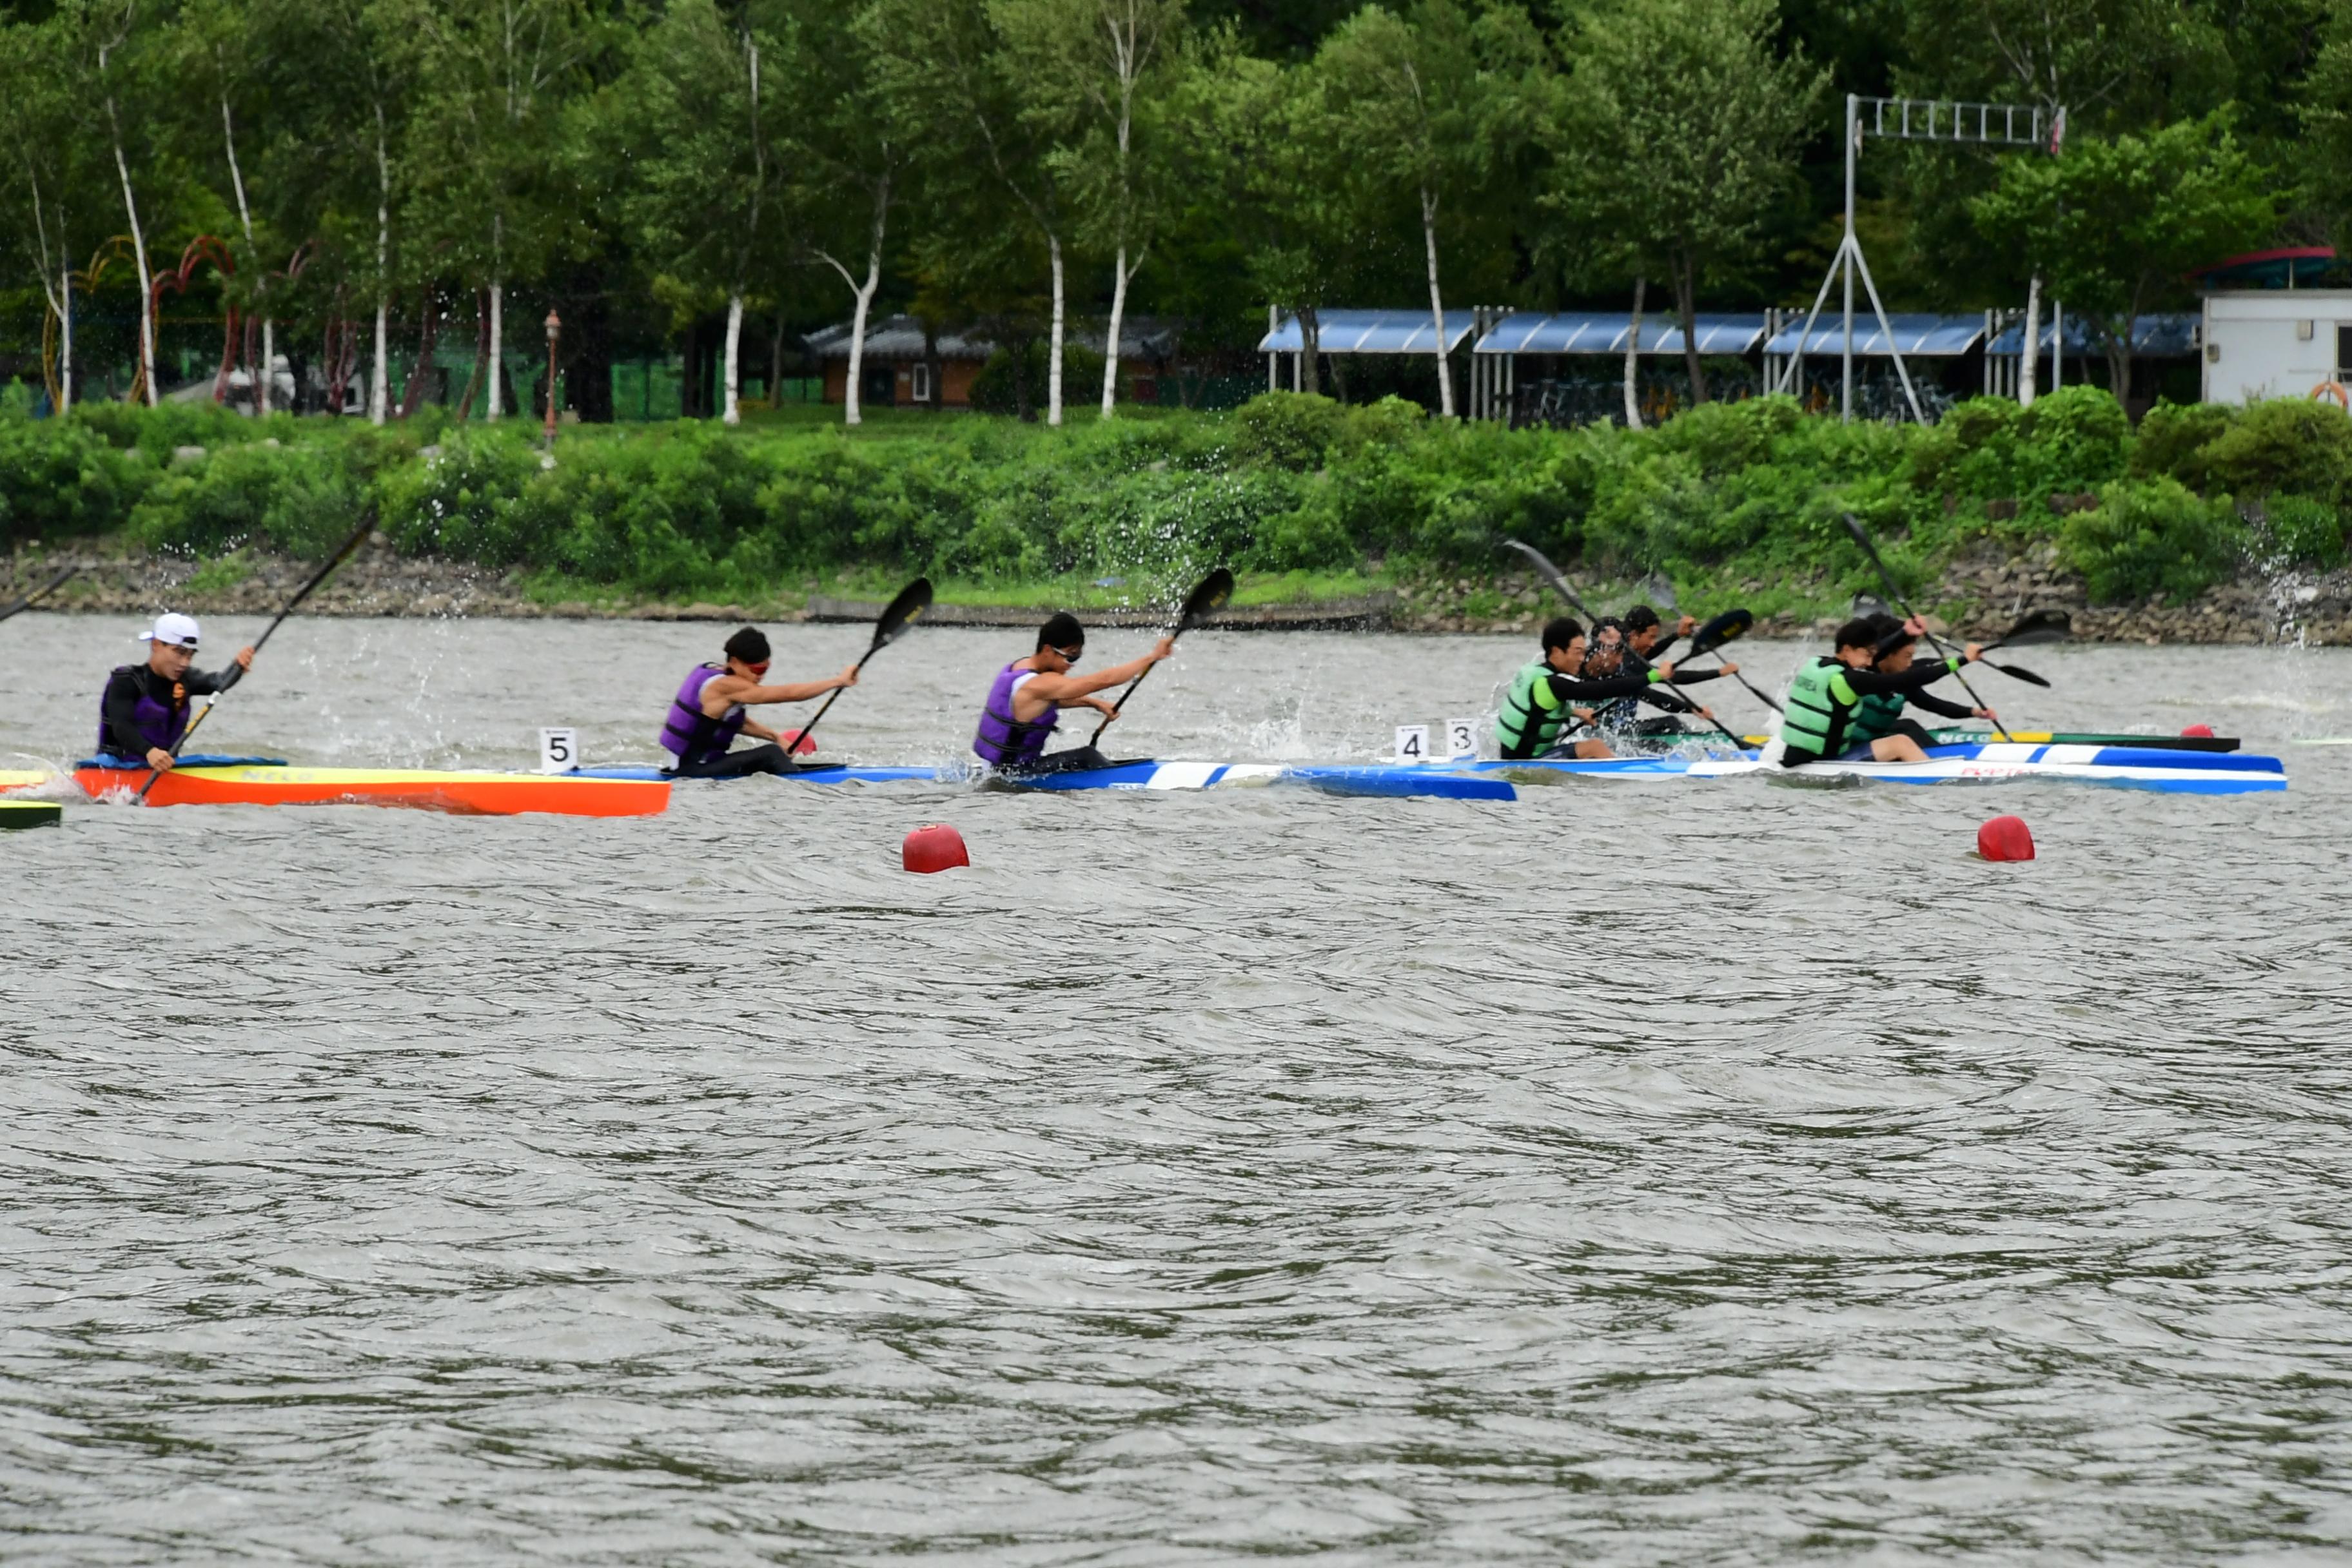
xmin=136 ymin=612 xmax=202 ymax=649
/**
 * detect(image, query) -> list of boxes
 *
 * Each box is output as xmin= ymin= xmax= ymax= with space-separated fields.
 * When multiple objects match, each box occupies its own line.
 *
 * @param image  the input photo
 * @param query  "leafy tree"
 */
xmin=0 ymin=21 xmax=110 ymax=412
xmin=1970 ymin=113 xmax=2273 ymax=404
xmin=792 ymin=0 xmax=909 ymax=427
xmin=1544 ymin=0 xmax=1823 ymax=407
xmin=624 ymin=0 xmax=790 ymax=425
xmin=1313 ymin=0 xmax=1540 ymax=418
xmin=992 ymin=0 xmax=1187 ymax=417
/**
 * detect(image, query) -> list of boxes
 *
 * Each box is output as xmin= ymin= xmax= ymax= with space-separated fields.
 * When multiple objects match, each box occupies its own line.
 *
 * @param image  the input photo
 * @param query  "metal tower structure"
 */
xmin=1779 ymin=94 xmax=2061 ymax=423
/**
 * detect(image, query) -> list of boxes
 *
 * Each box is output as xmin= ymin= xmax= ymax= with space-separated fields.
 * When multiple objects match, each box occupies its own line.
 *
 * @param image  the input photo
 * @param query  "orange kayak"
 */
xmin=75 ymin=761 xmax=669 ymax=818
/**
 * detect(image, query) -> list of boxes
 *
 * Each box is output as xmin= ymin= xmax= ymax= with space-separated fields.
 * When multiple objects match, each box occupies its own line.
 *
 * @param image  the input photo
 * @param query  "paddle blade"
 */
xmin=1988 ymin=608 xmax=2071 ymax=649
xmin=1850 ymin=592 xmax=1891 ymax=620
xmin=868 ymin=576 xmax=934 ymax=651
xmin=1683 ymin=607 xmax=1754 ymax=660
xmin=1502 ymin=538 xmax=1595 ymax=620
xmin=1175 ymin=567 xmax=1235 ymax=632
xmin=1990 ymin=660 xmax=2050 ymax=688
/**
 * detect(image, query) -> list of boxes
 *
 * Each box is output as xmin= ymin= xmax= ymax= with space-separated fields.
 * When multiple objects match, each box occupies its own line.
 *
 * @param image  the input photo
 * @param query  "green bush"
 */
xmin=2132 ymin=400 xmax=2233 ymax=488
xmin=2061 ymin=478 xmax=2246 ymax=604
xmin=0 ymin=414 xmax=144 ymax=542
xmin=2200 ymin=397 xmax=2352 ymax=503
xmin=1231 ymin=391 xmax=1348 ymax=469
xmin=2260 ymin=495 xmax=2349 ymax=571
xmin=128 ymin=441 xmax=365 ymax=558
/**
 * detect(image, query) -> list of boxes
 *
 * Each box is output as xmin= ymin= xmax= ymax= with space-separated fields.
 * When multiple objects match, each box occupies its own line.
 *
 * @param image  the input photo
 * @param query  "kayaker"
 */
xmin=1576 ymin=616 xmax=1730 ymax=743
xmin=95 ymin=612 xmax=255 ymax=771
xmin=1496 ymin=616 xmax=1730 ymax=761
xmin=1844 ymin=612 xmax=1995 ymax=754
xmin=1775 ymin=616 xmax=1986 ymax=767
xmin=974 ymin=611 xmax=1173 ymax=775
xmin=1623 ymin=605 xmax=1697 ymax=662
xmin=657 ymin=627 xmax=858 ymax=778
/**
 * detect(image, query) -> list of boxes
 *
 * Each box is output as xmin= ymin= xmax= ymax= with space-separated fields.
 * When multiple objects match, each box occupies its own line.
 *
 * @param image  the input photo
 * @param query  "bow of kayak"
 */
xmin=77 ymin=760 xmax=671 ymax=817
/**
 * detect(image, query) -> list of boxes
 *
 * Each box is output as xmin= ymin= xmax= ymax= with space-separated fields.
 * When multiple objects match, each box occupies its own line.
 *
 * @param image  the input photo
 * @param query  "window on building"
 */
xmin=912 ymin=362 xmax=932 ymax=404
xmin=2337 ymin=324 xmax=2352 ymax=383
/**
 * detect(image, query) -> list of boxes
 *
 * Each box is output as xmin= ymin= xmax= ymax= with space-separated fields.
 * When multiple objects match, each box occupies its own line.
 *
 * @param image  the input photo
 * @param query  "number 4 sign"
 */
xmin=538 ymin=727 xmax=580 ymax=774
xmin=1394 ymin=724 xmax=1431 ymax=763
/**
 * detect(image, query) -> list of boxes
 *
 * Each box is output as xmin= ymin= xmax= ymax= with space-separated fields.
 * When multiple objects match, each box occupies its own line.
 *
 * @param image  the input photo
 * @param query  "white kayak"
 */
xmin=1464 ymin=741 xmax=2286 ymax=795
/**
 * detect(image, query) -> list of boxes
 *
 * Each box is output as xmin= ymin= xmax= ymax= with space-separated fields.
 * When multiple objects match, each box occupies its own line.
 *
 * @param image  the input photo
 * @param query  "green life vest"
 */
xmin=1496 ymin=660 xmax=1567 ymax=759
xmin=1846 ymin=689 xmax=1908 ymax=745
xmin=1778 ymin=656 xmax=1858 ymax=755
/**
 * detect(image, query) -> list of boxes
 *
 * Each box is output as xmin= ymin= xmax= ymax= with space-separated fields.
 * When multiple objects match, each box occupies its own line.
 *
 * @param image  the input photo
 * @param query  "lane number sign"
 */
xmin=1446 ymin=717 xmax=1478 ymax=760
xmin=1395 ymin=724 xmax=1431 ymax=764
xmin=538 ymin=727 xmax=580 ymax=774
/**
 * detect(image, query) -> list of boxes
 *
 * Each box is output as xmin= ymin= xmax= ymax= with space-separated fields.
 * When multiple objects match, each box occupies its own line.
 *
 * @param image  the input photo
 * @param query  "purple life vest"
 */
xmin=973 ymin=661 xmax=1058 ymax=765
xmin=658 ymin=663 xmax=745 ymax=762
xmin=96 ymin=665 xmax=188 ymax=756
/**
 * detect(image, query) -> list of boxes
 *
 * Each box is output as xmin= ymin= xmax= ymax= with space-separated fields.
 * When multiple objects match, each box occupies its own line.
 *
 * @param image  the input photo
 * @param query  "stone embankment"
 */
xmin=7 ymin=538 xmax=2347 ymax=644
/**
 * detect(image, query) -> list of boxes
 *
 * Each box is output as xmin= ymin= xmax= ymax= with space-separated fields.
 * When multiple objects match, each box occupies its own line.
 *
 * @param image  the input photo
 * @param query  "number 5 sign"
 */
xmin=538 ymin=727 xmax=580 ymax=774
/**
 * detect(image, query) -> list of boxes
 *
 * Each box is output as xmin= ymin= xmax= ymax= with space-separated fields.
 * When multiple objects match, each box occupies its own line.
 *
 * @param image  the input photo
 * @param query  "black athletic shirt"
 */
xmin=97 ymin=662 xmax=231 ymax=758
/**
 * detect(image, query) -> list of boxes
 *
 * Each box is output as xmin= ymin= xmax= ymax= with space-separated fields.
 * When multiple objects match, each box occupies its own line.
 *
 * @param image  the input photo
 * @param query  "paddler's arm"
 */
xmin=701 ymin=664 xmax=858 ymax=714
xmin=1908 ymin=687 xmax=1979 ymax=720
xmin=184 ymin=649 xmax=255 ymax=694
xmin=1549 ymin=663 xmax=1680 ymax=701
xmin=1845 ymin=649 xmax=1981 ymax=695
xmin=1021 ymin=636 xmax=1177 ymax=705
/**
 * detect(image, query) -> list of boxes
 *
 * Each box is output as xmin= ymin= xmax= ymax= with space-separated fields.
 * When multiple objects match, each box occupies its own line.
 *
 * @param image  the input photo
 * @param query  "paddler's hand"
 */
xmin=834 ymin=663 xmax=859 ymax=690
xmin=1084 ymin=696 xmax=1119 ymax=720
xmin=1903 ymin=616 xmax=1928 ymax=637
xmin=1654 ymin=660 xmax=1676 ymax=680
xmin=146 ymin=747 xmax=175 ymax=772
xmin=1571 ymin=707 xmax=1595 ymax=724
xmin=233 ymin=646 xmax=255 ymax=671
xmin=1717 ymin=661 xmax=1740 ymax=676
xmin=1675 ymin=614 xmax=1696 ymax=636
xmin=1148 ymin=635 xmax=1175 ymax=662
xmin=1962 ymin=642 xmax=1984 ymax=663
xmin=1972 ymin=707 xmax=1996 ymax=721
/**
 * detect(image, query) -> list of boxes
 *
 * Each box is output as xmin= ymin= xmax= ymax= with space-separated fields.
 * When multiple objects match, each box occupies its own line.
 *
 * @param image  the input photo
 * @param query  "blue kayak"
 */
xmin=574 ymin=759 xmax=1516 ymax=801
xmin=1463 ymin=741 xmax=2286 ymax=795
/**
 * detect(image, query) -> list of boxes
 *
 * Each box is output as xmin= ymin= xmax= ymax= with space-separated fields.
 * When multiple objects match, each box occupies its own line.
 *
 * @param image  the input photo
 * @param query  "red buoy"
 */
xmin=2180 ymin=723 xmax=2215 ymax=738
xmin=776 ymin=727 xmax=819 ymax=756
xmin=902 ymin=823 xmax=970 ymax=874
xmin=1977 ymin=815 xmax=2035 ymax=862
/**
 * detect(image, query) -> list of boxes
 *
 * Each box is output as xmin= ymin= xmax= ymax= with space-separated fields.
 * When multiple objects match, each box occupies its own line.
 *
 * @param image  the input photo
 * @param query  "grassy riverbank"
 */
xmin=5 ymin=387 xmax=2350 ymax=629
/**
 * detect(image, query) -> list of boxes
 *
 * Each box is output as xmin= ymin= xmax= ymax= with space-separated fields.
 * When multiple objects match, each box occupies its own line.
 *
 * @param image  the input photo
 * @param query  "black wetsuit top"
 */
xmin=97 ymin=663 xmax=232 ymax=758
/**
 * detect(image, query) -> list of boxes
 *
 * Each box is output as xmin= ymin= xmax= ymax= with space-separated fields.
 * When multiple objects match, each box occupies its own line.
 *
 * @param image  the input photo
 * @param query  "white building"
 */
xmin=2202 ymin=288 xmax=2352 ymax=406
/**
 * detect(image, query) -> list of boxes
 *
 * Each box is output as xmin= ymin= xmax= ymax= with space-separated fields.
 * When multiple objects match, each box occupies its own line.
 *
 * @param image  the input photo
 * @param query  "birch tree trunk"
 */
xmin=821 ymin=178 xmax=889 ymax=428
xmin=487 ymin=280 xmax=504 ymax=419
xmin=1675 ymin=253 xmax=1707 ymax=406
xmin=1101 ymin=244 xmax=1133 ymax=418
xmin=104 ymin=101 xmax=157 ymax=406
xmin=722 ymin=293 xmax=743 ymax=425
xmin=1623 ymin=277 xmax=1645 ymax=429
xmin=1421 ymin=186 xmax=1453 ymax=418
xmin=1046 ymin=232 xmax=1064 ymax=427
xmin=2019 ymin=271 xmax=2042 ymax=409
xmin=221 ymin=92 xmax=268 ymax=414
xmin=370 ymin=103 xmax=391 ymax=426
xmin=59 ymin=267 xmax=73 ymax=414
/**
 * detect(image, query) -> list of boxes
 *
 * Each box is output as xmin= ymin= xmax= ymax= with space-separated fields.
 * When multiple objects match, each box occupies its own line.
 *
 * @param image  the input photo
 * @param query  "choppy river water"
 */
xmin=5 ymin=612 xmax=2352 ymax=1565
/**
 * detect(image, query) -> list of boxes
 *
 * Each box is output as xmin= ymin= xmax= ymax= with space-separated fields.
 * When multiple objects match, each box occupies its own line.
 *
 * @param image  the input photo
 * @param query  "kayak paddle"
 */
xmin=0 ymin=563 xmax=77 ymax=623
xmin=139 ymin=513 xmax=377 ymax=799
xmin=790 ymin=576 xmax=933 ymax=752
xmin=1502 ymin=538 xmax=1600 ymax=621
xmin=1672 ymin=605 xmax=1784 ymax=714
xmin=1840 ymin=514 xmax=2012 ymax=740
xmin=1087 ymin=566 xmax=1233 ymax=745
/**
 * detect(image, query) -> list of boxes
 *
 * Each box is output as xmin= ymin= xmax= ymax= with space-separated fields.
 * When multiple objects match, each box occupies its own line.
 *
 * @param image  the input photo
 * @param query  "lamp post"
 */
xmin=543 ymin=308 xmax=561 ymax=451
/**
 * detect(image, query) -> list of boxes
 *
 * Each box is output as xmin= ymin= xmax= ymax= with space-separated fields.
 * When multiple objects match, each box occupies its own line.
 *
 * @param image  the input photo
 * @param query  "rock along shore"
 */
xmin=7 ymin=538 xmax=2347 ymax=645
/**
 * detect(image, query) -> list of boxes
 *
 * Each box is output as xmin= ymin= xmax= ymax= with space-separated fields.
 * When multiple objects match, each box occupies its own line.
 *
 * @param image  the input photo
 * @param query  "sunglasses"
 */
xmin=1052 ymin=645 xmax=1084 ymax=662
xmin=743 ymin=660 xmax=770 ymax=675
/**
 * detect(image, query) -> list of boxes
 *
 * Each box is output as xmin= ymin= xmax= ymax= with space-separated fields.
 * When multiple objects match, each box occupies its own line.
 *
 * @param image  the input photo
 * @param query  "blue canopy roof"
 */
xmin=1763 ymin=313 xmax=1986 ymax=357
xmin=1984 ymin=312 xmax=2198 ymax=357
xmin=1473 ymin=313 xmax=1769 ymax=356
xmin=1257 ymin=309 xmax=1475 ymax=355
